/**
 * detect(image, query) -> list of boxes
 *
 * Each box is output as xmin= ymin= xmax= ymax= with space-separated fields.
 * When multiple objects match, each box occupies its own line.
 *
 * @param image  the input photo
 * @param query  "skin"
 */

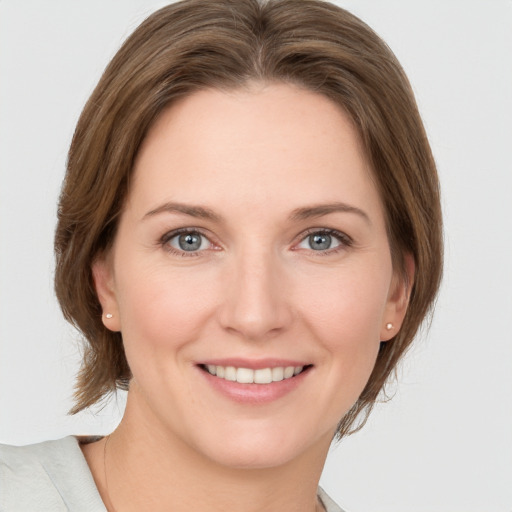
xmin=83 ymin=82 xmax=412 ymax=512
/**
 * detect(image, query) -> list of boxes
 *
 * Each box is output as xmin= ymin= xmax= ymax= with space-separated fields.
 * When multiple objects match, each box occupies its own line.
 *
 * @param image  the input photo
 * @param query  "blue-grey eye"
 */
xmin=297 ymin=231 xmax=342 ymax=251
xmin=309 ymin=233 xmax=332 ymax=250
xmin=169 ymin=232 xmax=208 ymax=252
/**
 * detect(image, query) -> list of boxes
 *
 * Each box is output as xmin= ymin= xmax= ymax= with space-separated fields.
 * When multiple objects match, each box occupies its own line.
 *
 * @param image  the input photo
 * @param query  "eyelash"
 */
xmin=294 ymin=228 xmax=353 ymax=255
xmin=159 ymin=227 xmax=353 ymax=257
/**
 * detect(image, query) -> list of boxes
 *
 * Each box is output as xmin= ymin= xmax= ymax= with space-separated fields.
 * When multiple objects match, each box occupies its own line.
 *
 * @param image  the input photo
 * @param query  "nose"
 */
xmin=218 ymin=247 xmax=293 ymax=341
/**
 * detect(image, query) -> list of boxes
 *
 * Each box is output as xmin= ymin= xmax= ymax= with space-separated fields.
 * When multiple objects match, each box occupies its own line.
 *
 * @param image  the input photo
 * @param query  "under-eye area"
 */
xmin=199 ymin=364 xmax=313 ymax=384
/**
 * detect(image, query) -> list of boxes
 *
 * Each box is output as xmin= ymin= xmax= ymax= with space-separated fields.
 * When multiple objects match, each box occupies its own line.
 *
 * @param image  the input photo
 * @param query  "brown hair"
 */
xmin=55 ymin=0 xmax=442 ymax=437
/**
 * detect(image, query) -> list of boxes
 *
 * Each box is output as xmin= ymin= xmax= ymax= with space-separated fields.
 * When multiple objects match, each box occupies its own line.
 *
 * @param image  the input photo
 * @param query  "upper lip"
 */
xmin=197 ymin=358 xmax=311 ymax=370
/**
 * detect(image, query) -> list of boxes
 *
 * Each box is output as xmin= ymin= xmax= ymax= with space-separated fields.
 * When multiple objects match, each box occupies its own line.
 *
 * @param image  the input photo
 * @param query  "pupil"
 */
xmin=310 ymin=233 xmax=331 ymax=250
xmin=178 ymin=233 xmax=201 ymax=251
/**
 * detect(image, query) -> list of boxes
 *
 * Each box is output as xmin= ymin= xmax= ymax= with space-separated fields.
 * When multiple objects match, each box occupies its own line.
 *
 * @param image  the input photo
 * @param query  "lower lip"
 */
xmin=197 ymin=366 xmax=311 ymax=404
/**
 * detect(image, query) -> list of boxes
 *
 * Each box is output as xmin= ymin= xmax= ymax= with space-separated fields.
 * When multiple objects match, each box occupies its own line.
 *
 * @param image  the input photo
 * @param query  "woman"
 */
xmin=0 ymin=0 xmax=442 ymax=510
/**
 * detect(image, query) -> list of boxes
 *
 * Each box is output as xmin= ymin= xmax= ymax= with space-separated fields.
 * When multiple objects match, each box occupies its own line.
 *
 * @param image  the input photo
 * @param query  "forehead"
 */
xmin=130 ymin=83 xmax=382 ymax=220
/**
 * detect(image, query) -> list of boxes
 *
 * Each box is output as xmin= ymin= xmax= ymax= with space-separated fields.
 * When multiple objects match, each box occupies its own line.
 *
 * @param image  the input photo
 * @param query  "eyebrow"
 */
xmin=143 ymin=202 xmax=222 ymax=222
xmin=143 ymin=201 xmax=370 ymax=225
xmin=289 ymin=202 xmax=371 ymax=225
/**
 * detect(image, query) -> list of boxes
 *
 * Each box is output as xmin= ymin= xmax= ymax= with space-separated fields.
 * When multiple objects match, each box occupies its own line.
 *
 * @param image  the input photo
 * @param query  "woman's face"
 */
xmin=95 ymin=83 xmax=409 ymax=469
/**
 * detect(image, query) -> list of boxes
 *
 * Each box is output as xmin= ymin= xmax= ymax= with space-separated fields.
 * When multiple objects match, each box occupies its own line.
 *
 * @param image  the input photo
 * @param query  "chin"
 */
xmin=189 ymin=422 xmax=332 ymax=471
xmin=205 ymin=444 xmax=302 ymax=470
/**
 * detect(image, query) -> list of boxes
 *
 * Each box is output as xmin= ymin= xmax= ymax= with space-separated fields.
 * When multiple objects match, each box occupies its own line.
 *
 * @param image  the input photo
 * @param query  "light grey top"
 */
xmin=0 ymin=436 xmax=345 ymax=511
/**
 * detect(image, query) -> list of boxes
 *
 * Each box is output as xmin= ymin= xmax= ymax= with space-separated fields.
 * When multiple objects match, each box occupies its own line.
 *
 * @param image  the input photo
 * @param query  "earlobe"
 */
xmin=92 ymin=256 xmax=121 ymax=332
xmin=381 ymin=253 xmax=415 ymax=341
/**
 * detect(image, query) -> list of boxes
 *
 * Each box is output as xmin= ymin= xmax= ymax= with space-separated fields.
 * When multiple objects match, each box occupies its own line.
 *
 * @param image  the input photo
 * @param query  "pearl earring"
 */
xmin=385 ymin=322 xmax=393 ymax=330
xmin=105 ymin=313 xmax=113 ymax=319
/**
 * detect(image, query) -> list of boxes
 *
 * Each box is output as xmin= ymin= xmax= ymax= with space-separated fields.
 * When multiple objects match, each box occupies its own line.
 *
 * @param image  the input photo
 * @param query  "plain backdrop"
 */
xmin=1 ymin=1 xmax=511 ymax=511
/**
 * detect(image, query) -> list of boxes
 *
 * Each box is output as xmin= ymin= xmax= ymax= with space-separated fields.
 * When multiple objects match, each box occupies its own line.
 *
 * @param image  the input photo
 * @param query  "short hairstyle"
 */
xmin=54 ymin=0 xmax=442 ymax=437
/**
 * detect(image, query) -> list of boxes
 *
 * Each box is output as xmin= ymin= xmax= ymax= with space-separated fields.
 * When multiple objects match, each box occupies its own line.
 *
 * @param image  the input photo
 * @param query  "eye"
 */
xmin=295 ymin=229 xmax=351 ymax=253
xmin=164 ymin=230 xmax=212 ymax=254
xmin=299 ymin=232 xmax=340 ymax=251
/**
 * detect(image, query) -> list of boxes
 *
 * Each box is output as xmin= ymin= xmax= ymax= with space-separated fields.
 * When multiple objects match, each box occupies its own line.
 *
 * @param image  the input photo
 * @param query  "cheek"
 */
xmin=300 ymin=266 xmax=390 ymax=341
xmin=114 ymin=262 xmax=219 ymax=357
xmin=296 ymin=265 xmax=391 ymax=386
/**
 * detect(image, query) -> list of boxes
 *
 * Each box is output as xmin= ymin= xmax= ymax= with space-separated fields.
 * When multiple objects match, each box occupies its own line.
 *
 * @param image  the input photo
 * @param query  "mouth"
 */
xmin=199 ymin=364 xmax=312 ymax=384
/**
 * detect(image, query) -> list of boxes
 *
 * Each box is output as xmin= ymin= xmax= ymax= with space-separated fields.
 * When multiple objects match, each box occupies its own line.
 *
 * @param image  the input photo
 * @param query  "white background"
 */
xmin=1 ymin=1 xmax=511 ymax=511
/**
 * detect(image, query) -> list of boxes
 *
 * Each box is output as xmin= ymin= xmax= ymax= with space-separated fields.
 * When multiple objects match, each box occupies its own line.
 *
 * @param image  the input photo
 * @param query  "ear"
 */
xmin=92 ymin=254 xmax=121 ymax=332
xmin=380 ymin=253 xmax=415 ymax=341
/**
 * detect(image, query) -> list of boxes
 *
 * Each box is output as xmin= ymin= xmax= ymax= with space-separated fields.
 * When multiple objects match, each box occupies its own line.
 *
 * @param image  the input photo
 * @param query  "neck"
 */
xmin=93 ymin=391 xmax=331 ymax=512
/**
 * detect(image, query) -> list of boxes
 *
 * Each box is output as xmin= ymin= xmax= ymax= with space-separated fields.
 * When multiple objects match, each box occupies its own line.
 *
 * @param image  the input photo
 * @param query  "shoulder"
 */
xmin=0 ymin=436 xmax=106 ymax=512
xmin=318 ymin=486 xmax=349 ymax=512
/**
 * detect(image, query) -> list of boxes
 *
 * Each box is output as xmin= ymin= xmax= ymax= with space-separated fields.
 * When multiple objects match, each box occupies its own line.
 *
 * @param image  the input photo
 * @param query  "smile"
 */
xmin=203 ymin=365 xmax=307 ymax=384
xmin=197 ymin=361 xmax=313 ymax=403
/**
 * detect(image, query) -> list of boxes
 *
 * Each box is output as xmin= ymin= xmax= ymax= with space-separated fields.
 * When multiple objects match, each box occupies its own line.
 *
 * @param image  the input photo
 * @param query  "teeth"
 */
xmin=236 ymin=367 xmax=254 ymax=384
xmin=225 ymin=366 xmax=236 ymax=381
xmin=271 ymin=367 xmax=284 ymax=382
xmin=283 ymin=366 xmax=295 ymax=379
xmin=205 ymin=364 xmax=305 ymax=384
xmin=254 ymin=368 xmax=272 ymax=384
